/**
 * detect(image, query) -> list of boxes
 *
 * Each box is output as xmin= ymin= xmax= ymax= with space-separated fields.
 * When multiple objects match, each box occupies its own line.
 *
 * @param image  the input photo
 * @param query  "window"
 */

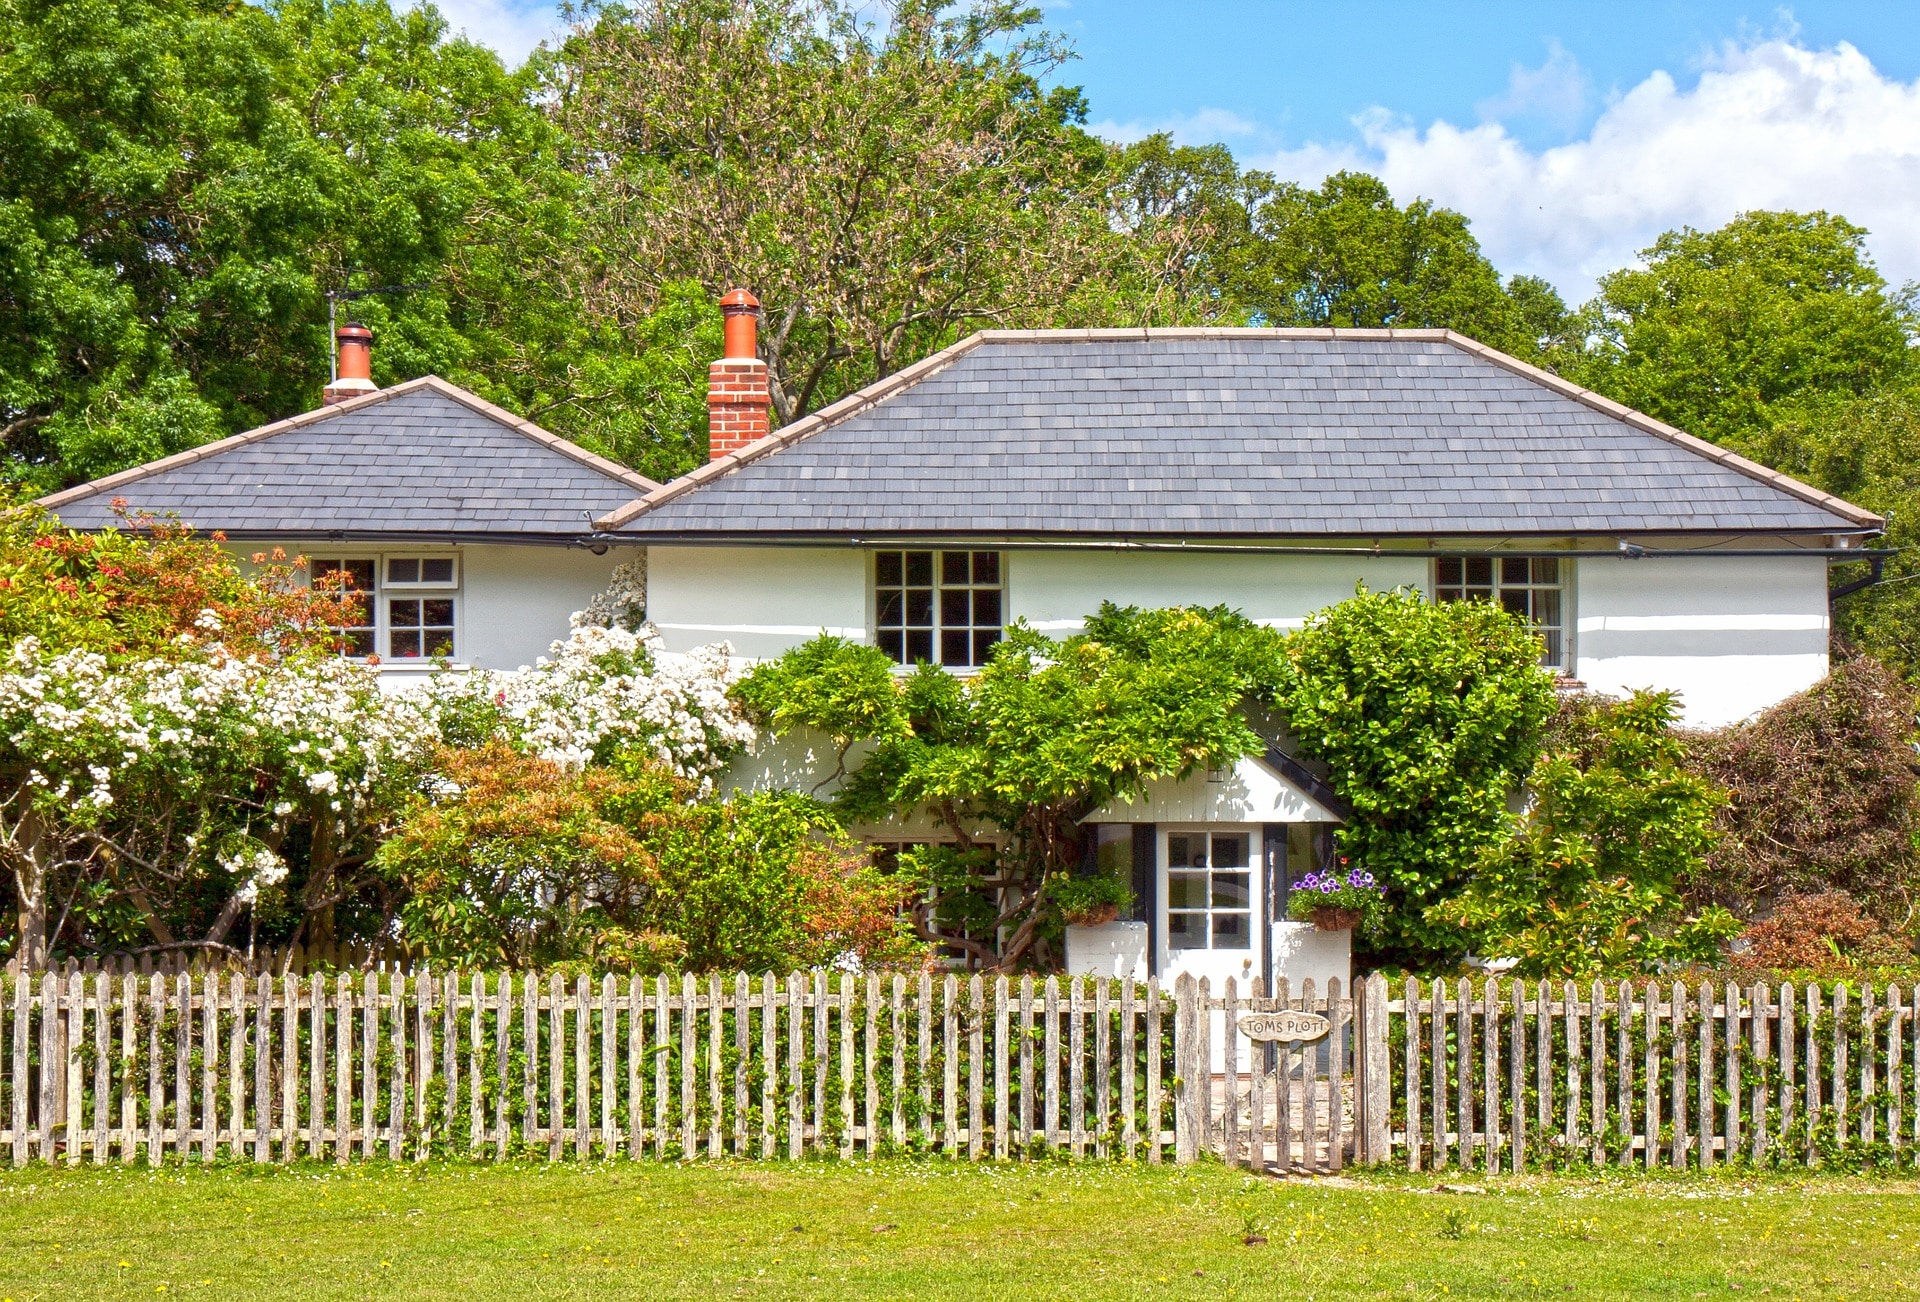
xmin=386 ymin=556 xmax=457 ymax=587
xmin=310 ymin=558 xmax=376 ymax=657
xmin=306 ymin=553 xmax=458 ymax=661
xmin=1435 ymin=556 xmax=1567 ymax=669
xmin=873 ymin=550 xmax=1003 ymax=668
xmin=1166 ymin=831 xmax=1252 ymax=952
xmin=387 ymin=597 xmax=456 ymax=659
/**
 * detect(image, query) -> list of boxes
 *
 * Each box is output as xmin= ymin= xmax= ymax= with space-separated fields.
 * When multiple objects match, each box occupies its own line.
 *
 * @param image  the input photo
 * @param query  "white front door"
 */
xmin=1157 ymin=826 xmax=1261 ymax=989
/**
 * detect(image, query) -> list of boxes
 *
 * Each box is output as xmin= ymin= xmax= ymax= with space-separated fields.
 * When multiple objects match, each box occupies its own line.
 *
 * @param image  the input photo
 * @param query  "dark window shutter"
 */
xmin=1133 ymin=823 xmax=1157 ymax=972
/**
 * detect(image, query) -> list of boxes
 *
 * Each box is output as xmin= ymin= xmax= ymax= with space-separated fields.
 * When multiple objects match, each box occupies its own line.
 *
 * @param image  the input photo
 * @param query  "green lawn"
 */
xmin=1 ymin=1159 xmax=1916 ymax=1300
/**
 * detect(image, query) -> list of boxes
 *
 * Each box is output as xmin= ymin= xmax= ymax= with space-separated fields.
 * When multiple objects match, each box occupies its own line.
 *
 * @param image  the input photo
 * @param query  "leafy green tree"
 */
xmin=734 ymin=605 xmax=1290 ymax=968
xmin=548 ymin=0 xmax=1124 ymax=426
xmin=1277 ymin=586 xmax=1557 ymax=966
xmin=1431 ymin=691 xmax=1734 ymax=979
xmin=1569 ymin=211 xmax=1917 ymax=449
xmin=1234 ymin=172 xmax=1569 ymax=358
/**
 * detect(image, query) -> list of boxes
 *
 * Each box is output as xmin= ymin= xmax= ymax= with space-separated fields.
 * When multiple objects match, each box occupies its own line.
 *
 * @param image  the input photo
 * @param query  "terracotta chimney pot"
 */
xmin=324 ymin=323 xmax=378 ymax=405
xmin=709 ymin=289 xmax=769 ymax=460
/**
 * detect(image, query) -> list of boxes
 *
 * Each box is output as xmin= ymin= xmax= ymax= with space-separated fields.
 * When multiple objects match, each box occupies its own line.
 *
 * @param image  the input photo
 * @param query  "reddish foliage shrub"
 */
xmin=1688 ymin=655 xmax=1920 ymax=923
xmin=1732 ymin=890 xmax=1915 ymax=978
xmin=1 ymin=503 xmax=363 ymax=659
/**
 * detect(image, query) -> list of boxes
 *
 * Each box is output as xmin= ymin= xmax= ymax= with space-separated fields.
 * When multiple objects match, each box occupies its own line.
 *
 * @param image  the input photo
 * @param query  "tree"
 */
xmin=734 ymin=605 xmax=1290 ymax=968
xmin=1233 ymin=172 xmax=1569 ymax=358
xmin=1276 ymin=586 xmax=1557 ymax=966
xmin=0 ymin=0 xmax=706 ymax=488
xmin=547 ymin=0 xmax=1121 ymax=426
xmin=1569 ymin=211 xmax=1917 ymax=449
xmin=1431 ymin=691 xmax=1733 ymax=979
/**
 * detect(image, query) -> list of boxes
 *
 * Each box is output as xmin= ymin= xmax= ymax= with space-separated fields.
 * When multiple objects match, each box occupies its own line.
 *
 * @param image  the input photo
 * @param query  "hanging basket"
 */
xmin=1310 ymin=905 xmax=1362 ymax=933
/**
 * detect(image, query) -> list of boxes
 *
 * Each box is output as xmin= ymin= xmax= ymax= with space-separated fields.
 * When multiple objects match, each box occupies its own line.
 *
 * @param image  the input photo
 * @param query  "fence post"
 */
xmin=1359 ymin=973 xmax=1389 ymax=1164
xmin=1173 ymin=973 xmax=1197 ymax=1164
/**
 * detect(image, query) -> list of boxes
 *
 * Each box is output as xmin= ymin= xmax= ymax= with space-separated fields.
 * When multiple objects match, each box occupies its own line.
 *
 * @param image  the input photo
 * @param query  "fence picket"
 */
xmin=1043 ymin=976 xmax=1060 ymax=1152
xmin=761 ymin=972 xmax=778 ymax=1160
xmin=1752 ymin=984 xmax=1771 ymax=1161
xmin=737 ymin=973 xmax=753 ymax=1158
xmin=361 ymin=972 xmax=378 ymax=1160
xmin=995 ymin=976 xmax=1011 ymax=1161
xmin=1861 ymin=985 xmax=1877 ymax=1147
xmin=968 ymin=974 xmax=984 ymax=1162
xmin=1074 ymin=978 xmax=1092 ymax=1161
xmin=1455 ymin=978 xmax=1471 ymax=1171
xmin=918 ymin=972 xmax=933 ymax=1152
xmin=1427 ymin=980 xmax=1445 ymax=1169
xmin=1329 ymin=977 xmax=1347 ymax=1172
xmin=1671 ymin=982 xmax=1689 ymax=1168
xmin=1642 ymin=984 xmax=1658 ymax=1171
xmin=841 ymin=973 xmax=857 ymax=1161
xmin=865 ymin=973 xmax=881 ymax=1158
xmin=785 ymin=970 xmax=803 ymax=1161
xmin=1276 ymin=978 xmax=1294 ymax=1175
xmin=1724 ymin=982 xmax=1741 ymax=1162
xmin=1145 ymin=977 xmax=1163 ymax=1164
xmin=709 ymin=973 xmax=725 ymax=1159
xmin=1699 ymin=982 xmax=1716 ymax=1168
xmin=334 ymin=973 xmax=351 ymax=1165
xmin=1833 ymin=984 xmax=1849 ymax=1142
xmin=890 ymin=974 xmax=906 ymax=1151
xmin=814 ymin=970 xmax=830 ymax=1154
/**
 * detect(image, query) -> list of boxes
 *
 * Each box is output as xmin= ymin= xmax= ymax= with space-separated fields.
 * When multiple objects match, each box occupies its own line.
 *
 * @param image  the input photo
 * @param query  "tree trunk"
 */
xmin=11 ymin=805 xmax=51 ymax=969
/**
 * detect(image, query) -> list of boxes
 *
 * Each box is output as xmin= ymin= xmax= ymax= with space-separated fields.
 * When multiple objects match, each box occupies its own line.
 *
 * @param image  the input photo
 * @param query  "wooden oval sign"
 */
xmin=1238 ymin=1010 xmax=1331 ymax=1043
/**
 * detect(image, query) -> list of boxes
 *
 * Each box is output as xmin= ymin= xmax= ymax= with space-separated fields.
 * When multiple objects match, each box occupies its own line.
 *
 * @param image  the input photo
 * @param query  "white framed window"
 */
xmin=1435 ymin=556 xmax=1568 ymax=670
xmin=1165 ymin=829 xmax=1253 ymax=953
xmin=872 ymin=550 xmax=1003 ymax=669
xmin=306 ymin=552 xmax=460 ymax=662
xmin=309 ymin=558 xmax=377 ymax=658
xmin=384 ymin=555 xmax=458 ymax=588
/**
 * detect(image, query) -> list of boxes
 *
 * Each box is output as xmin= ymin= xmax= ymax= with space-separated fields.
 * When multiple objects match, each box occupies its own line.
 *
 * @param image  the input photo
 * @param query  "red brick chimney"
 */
xmin=708 ymin=289 xmax=768 ymax=460
xmin=324 ymin=323 xmax=377 ymax=405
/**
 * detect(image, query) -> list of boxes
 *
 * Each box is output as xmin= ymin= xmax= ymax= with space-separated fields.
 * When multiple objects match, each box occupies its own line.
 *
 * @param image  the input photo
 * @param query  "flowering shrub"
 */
xmin=417 ymin=622 xmax=753 ymax=787
xmin=0 ymin=633 xmax=433 ymax=964
xmin=0 ymin=503 xmax=361 ymax=661
xmin=1285 ymin=865 xmax=1384 ymax=933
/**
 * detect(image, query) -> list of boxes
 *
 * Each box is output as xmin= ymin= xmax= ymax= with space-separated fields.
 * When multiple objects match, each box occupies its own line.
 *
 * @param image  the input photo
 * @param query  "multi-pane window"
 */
xmin=874 ymin=550 xmax=1003 ymax=668
xmin=1435 ymin=556 xmax=1567 ymax=669
xmin=307 ymin=554 xmax=457 ymax=661
xmin=310 ymin=558 xmax=376 ymax=657
xmin=387 ymin=556 xmax=456 ymax=587
xmin=1166 ymin=831 xmax=1252 ymax=952
xmin=388 ymin=597 xmax=456 ymax=659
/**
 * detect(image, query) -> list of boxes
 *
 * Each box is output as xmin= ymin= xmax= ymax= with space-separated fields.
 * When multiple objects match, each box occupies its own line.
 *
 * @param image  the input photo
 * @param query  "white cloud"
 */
xmin=1091 ymin=106 xmax=1263 ymax=147
xmin=1256 ymin=38 xmax=1920 ymax=303
xmin=412 ymin=0 xmax=561 ymax=66
xmin=1475 ymin=39 xmax=1592 ymax=134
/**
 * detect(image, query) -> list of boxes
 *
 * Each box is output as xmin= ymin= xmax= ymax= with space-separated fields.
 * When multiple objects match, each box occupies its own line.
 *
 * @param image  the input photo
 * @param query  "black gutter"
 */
xmin=1830 ymin=554 xmax=1889 ymax=602
xmin=593 ymin=532 xmax=1889 ymax=561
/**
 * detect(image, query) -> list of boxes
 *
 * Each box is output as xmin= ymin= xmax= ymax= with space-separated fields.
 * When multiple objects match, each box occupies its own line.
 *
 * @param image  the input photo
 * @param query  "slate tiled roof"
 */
xmin=43 ymin=377 xmax=657 ymax=538
xmin=602 ymin=330 xmax=1875 ymax=537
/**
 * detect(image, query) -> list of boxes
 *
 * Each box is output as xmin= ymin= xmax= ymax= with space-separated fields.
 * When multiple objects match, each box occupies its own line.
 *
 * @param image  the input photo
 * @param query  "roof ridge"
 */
xmin=39 ymin=376 xmax=658 ymax=513
xmin=1436 ymin=332 xmax=1882 ymax=529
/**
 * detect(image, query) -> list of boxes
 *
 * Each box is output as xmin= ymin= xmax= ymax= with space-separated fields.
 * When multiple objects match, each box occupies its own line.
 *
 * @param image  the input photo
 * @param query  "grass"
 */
xmin=2 ymin=1159 xmax=1919 ymax=1299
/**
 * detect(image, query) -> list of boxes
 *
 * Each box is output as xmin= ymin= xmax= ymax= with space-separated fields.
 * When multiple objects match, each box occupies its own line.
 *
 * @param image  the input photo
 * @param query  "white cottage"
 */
xmin=43 ymin=300 xmax=1884 ymax=987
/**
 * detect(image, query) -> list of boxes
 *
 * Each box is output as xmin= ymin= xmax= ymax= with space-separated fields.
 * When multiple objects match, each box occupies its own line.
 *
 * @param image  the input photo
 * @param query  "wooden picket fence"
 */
xmin=12 ymin=969 xmax=1903 ymax=1172
xmin=0 ymin=968 xmax=1367 ymax=1169
xmin=1387 ymin=976 xmax=1920 ymax=1170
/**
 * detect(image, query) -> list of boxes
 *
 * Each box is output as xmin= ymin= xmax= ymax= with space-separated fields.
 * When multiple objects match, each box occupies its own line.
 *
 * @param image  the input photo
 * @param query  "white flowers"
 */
xmin=414 ymin=621 xmax=752 ymax=788
xmin=219 ymin=844 xmax=287 ymax=904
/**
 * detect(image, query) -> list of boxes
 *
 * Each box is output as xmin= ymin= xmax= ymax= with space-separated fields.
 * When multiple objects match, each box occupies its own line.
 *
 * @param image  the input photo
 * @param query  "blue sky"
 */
xmin=1062 ymin=2 xmax=1919 ymax=151
xmin=434 ymin=0 xmax=1920 ymax=302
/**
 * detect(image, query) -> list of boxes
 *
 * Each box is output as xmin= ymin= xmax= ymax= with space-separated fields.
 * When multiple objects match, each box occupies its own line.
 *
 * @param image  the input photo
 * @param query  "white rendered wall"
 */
xmin=458 ymin=545 xmax=623 ymax=671
xmin=1574 ymin=554 xmax=1829 ymax=728
xmin=647 ymin=546 xmax=867 ymax=659
xmin=1008 ymin=550 xmax=1428 ymax=636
